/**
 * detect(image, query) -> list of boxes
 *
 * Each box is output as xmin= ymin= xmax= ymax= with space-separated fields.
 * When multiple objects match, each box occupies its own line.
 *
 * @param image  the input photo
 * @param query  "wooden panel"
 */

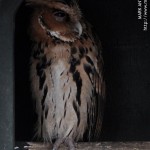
xmin=15 ymin=142 xmax=150 ymax=150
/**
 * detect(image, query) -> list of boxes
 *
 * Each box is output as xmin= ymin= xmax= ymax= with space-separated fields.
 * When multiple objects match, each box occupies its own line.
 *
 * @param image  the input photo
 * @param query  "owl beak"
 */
xmin=74 ymin=22 xmax=82 ymax=37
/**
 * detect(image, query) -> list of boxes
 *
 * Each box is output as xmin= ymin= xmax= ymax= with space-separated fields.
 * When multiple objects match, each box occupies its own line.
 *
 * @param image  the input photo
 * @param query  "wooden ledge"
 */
xmin=15 ymin=142 xmax=150 ymax=150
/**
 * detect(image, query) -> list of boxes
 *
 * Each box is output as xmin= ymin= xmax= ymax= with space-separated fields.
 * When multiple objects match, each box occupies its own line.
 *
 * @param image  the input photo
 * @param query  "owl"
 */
xmin=26 ymin=0 xmax=105 ymax=149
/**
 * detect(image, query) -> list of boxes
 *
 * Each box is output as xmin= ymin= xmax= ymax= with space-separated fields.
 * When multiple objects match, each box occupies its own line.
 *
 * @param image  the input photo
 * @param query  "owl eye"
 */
xmin=54 ymin=11 xmax=66 ymax=17
xmin=53 ymin=10 xmax=67 ymax=21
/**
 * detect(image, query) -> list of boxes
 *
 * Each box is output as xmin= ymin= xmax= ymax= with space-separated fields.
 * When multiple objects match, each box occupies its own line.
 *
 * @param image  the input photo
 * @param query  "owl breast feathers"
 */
xmin=27 ymin=0 xmax=105 ymax=149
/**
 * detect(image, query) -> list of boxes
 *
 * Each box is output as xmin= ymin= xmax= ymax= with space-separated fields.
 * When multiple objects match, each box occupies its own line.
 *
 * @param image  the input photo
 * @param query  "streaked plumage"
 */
xmin=27 ymin=0 xmax=105 ymax=149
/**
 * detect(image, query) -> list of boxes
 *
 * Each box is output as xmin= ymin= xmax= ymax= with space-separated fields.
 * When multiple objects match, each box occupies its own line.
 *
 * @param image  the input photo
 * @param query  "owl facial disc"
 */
xmin=38 ymin=15 xmax=82 ymax=42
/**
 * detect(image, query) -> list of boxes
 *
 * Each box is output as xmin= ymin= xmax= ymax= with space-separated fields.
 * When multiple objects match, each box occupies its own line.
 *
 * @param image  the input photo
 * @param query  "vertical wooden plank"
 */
xmin=0 ymin=0 xmax=22 ymax=149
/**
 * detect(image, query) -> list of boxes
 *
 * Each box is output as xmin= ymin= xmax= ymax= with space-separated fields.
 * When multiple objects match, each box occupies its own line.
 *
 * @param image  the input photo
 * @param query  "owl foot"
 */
xmin=64 ymin=137 xmax=76 ymax=150
xmin=52 ymin=138 xmax=65 ymax=150
xmin=52 ymin=137 xmax=76 ymax=150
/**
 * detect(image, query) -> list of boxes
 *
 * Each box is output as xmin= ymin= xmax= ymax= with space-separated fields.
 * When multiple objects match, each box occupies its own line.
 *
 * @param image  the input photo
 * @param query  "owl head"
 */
xmin=26 ymin=0 xmax=83 ymax=42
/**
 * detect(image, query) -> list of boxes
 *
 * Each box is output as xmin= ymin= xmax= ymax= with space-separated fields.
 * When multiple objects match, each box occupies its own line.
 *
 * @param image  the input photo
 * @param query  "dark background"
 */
xmin=13 ymin=0 xmax=150 ymax=142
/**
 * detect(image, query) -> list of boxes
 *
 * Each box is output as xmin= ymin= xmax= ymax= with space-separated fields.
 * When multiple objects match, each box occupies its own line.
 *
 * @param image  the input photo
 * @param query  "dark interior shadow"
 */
xmin=14 ymin=1 xmax=36 ymax=141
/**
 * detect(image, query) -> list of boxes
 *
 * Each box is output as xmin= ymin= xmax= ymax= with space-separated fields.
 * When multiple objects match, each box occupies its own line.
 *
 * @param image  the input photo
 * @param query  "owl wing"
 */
xmin=84 ymin=26 xmax=105 ymax=141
